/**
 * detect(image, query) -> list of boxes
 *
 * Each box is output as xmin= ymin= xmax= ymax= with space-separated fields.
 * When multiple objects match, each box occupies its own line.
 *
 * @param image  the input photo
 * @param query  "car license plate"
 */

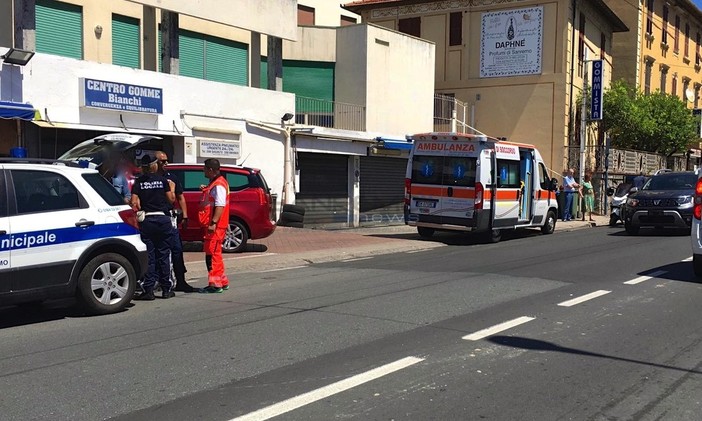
xmin=415 ymin=200 xmax=436 ymax=208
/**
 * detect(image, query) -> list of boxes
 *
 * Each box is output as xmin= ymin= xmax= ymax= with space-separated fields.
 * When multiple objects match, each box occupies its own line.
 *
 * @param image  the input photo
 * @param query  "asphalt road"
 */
xmin=1 ymin=226 xmax=701 ymax=420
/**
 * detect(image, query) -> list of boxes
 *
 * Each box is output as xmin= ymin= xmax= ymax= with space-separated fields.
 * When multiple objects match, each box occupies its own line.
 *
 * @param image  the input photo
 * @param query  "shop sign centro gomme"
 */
xmin=480 ymin=6 xmax=543 ymax=78
xmin=80 ymin=78 xmax=163 ymax=114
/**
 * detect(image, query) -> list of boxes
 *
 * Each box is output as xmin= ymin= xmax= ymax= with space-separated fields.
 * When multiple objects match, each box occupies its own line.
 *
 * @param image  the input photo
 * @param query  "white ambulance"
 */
xmin=404 ymin=132 xmax=559 ymax=242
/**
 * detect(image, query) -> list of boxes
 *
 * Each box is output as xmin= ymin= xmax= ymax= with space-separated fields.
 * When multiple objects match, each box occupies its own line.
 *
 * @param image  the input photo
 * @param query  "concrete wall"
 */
xmin=298 ymin=0 xmax=360 ymax=26
xmin=335 ymin=24 xmax=434 ymax=137
xmin=0 ymin=49 xmax=295 ymax=201
xmin=283 ymin=26 xmax=336 ymax=62
xmin=124 ymin=0 xmax=298 ymax=40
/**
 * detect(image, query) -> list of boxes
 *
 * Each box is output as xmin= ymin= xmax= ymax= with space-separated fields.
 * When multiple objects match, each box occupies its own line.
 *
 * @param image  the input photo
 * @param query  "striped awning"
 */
xmin=0 ymin=101 xmax=37 ymax=120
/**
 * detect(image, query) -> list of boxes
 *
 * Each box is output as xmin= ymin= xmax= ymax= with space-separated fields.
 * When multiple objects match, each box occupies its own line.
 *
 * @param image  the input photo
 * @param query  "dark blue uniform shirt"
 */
xmin=132 ymin=173 xmax=172 ymax=213
xmin=163 ymin=171 xmax=183 ymax=211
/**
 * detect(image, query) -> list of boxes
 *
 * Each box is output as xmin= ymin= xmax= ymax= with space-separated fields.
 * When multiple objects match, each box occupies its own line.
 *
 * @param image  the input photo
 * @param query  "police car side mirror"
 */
xmin=629 ymin=186 xmax=638 ymax=194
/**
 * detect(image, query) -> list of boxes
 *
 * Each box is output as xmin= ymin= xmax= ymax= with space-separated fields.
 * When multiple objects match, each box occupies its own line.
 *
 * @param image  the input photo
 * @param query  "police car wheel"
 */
xmin=223 ymin=220 xmax=249 ymax=253
xmin=75 ymin=253 xmax=136 ymax=315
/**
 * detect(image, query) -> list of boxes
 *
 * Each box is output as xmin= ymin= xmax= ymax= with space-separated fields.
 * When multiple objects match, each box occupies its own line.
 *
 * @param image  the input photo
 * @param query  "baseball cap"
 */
xmin=140 ymin=154 xmax=158 ymax=167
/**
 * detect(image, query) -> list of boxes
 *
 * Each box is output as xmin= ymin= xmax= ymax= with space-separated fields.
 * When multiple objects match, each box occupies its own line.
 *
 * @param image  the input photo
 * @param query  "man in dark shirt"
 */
xmin=155 ymin=151 xmax=197 ymax=293
xmin=130 ymin=154 xmax=176 ymax=300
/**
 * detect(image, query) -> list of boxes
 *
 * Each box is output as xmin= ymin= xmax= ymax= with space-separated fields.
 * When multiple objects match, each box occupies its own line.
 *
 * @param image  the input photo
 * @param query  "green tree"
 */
xmin=601 ymin=80 xmax=698 ymax=156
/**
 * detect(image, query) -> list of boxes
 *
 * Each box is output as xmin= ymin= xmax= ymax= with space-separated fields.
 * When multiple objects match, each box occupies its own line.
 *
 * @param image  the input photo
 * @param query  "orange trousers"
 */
xmin=204 ymin=227 xmax=229 ymax=288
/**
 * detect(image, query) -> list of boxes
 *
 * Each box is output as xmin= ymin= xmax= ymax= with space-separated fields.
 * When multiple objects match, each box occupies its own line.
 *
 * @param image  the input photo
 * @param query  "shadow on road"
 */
xmin=489 ymin=335 xmax=702 ymax=375
xmin=637 ymin=261 xmax=700 ymax=284
xmin=365 ymin=228 xmax=545 ymax=246
xmin=0 ymin=300 xmax=135 ymax=329
xmin=182 ymin=241 xmax=268 ymax=253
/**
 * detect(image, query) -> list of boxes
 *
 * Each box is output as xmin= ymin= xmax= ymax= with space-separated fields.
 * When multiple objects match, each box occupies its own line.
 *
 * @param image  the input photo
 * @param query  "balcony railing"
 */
xmin=295 ymin=96 xmax=366 ymax=131
xmin=434 ymin=93 xmax=480 ymax=134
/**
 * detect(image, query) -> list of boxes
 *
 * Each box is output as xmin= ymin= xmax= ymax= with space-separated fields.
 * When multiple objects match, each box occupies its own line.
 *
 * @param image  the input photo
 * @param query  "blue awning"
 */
xmin=0 ymin=101 xmax=36 ymax=120
xmin=376 ymin=137 xmax=413 ymax=151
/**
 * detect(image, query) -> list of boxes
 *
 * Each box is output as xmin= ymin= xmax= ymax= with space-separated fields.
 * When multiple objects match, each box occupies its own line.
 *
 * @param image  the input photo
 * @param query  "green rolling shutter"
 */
xmin=205 ymin=36 xmax=248 ymax=86
xmin=112 ymin=14 xmax=140 ymax=69
xmin=179 ymin=30 xmax=205 ymax=79
xmin=282 ymin=60 xmax=335 ymax=102
xmin=36 ymin=0 xmax=83 ymax=59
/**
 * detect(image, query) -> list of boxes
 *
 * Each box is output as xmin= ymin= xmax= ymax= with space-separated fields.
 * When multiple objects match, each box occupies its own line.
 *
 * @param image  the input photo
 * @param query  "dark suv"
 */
xmin=623 ymin=171 xmax=697 ymax=235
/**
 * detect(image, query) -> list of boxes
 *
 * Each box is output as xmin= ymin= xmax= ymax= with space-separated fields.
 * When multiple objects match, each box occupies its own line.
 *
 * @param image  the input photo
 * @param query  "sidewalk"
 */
xmin=181 ymin=213 xmax=612 ymax=280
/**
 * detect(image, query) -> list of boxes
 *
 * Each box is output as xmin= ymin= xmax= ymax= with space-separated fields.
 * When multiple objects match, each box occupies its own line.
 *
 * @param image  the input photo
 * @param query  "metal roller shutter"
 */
xmin=296 ymin=152 xmax=349 ymax=226
xmin=205 ymin=37 xmax=248 ymax=86
xmin=360 ymin=157 xmax=407 ymax=225
xmin=36 ymin=0 xmax=83 ymax=59
xmin=112 ymin=14 xmax=140 ymax=69
xmin=179 ymin=30 xmax=205 ymax=79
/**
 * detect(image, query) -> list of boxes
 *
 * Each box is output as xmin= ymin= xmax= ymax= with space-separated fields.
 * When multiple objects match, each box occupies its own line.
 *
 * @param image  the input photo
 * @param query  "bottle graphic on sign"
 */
xmin=507 ymin=18 xmax=515 ymax=40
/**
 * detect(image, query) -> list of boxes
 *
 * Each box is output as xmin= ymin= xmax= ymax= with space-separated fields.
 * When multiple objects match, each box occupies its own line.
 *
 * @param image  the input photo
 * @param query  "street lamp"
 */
xmin=1 ymin=48 xmax=35 ymax=66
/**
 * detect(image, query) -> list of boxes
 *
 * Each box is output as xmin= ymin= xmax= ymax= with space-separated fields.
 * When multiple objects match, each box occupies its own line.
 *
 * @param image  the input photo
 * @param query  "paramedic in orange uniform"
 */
xmin=198 ymin=158 xmax=231 ymax=293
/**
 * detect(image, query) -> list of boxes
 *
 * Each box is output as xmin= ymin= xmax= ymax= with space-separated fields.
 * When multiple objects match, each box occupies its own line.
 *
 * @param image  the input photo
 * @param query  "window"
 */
xmin=660 ymin=65 xmax=668 ymax=93
xmin=225 ymin=172 xmax=252 ymax=191
xmin=297 ymin=5 xmax=315 ymax=26
xmin=697 ymin=32 xmax=701 ymax=65
xmin=646 ymin=0 xmax=654 ymax=35
xmin=644 ymin=60 xmax=653 ymax=94
xmin=672 ymin=74 xmax=678 ymax=98
xmin=82 ymin=173 xmax=125 ymax=206
xmin=399 ymin=17 xmax=421 ymax=37
xmin=11 ymin=170 xmax=81 ymax=214
xmin=449 ymin=12 xmax=463 ymax=46
xmin=685 ymin=23 xmax=690 ymax=57
xmin=496 ymin=160 xmax=520 ymax=188
xmin=674 ymin=15 xmax=680 ymax=52
xmin=695 ymin=84 xmax=701 ymax=108
xmin=411 ymin=156 xmax=441 ymax=185
xmin=662 ymin=5 xmax=668 ymax=45
xmin=443 ymin=157 xmax=476 ymax=187
xmin=0 ymin=171 xmax=6 ymax=218
xmin=341 ymin=15 xmax=357 ymax=26
xmin=539 ymin=163 xmax=550 ymax=190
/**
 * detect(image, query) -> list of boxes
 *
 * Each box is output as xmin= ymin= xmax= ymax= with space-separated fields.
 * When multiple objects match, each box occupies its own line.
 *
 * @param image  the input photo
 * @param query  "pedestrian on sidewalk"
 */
xmin=198 ymin=158 xmax=231 ymax=293
xmin=155 ymin=151 xmax=198 ymax=293
xmin=580 ymin=173 xmax=595 ymax=222
xmin=562 ymin=168 xmax=579 ymax=221
xmin=130 ymin=154 xmax=176 ymax=300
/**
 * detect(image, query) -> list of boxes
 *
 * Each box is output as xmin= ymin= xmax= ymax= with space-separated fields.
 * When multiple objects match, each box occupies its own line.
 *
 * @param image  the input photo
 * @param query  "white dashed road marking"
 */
xmin=230 ymin=356 xmax=424 ymax=421
xmin=462 ymin=316 xmax=536 ymax=341
xmin=623 ymin=270 xmax=667 ymax=285
xmin=557 ymin=290 xmax=611 ymax=307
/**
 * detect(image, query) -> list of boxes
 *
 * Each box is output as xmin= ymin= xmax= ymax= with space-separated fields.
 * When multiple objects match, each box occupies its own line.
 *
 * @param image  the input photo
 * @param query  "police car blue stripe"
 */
xmin=0 ymin=223 xmax=140 ymax=252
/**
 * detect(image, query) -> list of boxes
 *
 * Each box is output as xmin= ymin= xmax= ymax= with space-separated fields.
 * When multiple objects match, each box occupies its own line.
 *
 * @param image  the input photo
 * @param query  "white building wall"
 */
xmin=298 ymin=0 xmax=360 ymax=26
xmin=1 ymin=51 xmax=294 ymax=203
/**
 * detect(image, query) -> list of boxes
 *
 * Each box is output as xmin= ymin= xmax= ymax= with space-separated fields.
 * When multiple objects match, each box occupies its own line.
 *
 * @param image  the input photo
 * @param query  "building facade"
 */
xmin=0 ymin=0 xmax=435 ymax=227
xmin=345 ymin=0 xmax=628 ymax=178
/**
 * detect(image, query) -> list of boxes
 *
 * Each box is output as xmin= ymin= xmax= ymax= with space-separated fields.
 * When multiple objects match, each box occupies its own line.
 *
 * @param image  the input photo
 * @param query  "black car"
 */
xmin=623 ymin=171 xmax=697 ymax=235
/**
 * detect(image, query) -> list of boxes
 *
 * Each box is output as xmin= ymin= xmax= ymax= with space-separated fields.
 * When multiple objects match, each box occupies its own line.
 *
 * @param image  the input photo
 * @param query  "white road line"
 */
xmin=624 ymin=270 xmax=667 ymax=285
xmin=341 ymin=257 xmax=374 ymax=262
xmin=259 ymin=266 xmax=308 ymax=273
xmin=405 ymin=250 xmax=424 ymax=254
xmin=682 ymin=257 xmax=693 ymax=262
xmin=230 ymin=356 xmax=424 ymax=421
xmin=462 ymin=316 xmax=536 ymax=341
xmin=557 ymin=290 xmax=611 ymax=307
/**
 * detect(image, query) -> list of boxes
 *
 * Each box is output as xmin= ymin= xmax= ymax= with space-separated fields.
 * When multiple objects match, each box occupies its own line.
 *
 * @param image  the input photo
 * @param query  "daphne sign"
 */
xmin=80 ymin=78 xmax=163 ymax=114
xmin=480 ymin=6 xmax=543 ymax=78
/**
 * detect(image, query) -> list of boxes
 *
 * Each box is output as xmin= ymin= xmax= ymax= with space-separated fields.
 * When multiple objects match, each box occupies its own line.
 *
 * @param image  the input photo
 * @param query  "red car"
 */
xmin=166 ymin=163 xmax=276 ymax=252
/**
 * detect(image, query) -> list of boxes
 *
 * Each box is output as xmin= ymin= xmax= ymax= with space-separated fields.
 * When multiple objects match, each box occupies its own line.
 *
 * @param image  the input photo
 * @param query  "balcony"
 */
xmin=295 ymin=96 xmax=366 ymax=131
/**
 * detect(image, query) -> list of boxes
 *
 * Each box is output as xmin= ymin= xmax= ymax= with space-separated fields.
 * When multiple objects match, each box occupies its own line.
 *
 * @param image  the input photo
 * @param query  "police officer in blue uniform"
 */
xmin=130 ymin=154 xmax=176 ymax=300
xmin=155 ymin=150 xmax=197 ymax=292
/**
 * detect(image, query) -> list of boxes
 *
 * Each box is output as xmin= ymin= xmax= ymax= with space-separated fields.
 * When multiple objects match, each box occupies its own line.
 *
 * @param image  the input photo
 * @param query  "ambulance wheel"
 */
xmin=417 ymin=227 xmax=435 ymax=238
xmin=483 ymin=229 xmax=502 ymax=243
xmin=75 ymin=253 xmax=136 ymax=315
xmin=541 ymin=210 xmax=556 ymax=235
xmin=223 ymin=220 xmax=248 ymax=253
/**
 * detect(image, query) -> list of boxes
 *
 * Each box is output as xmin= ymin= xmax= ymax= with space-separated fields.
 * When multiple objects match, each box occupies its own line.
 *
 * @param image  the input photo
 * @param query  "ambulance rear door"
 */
xmin=492 ymin=144 xmax=522 ymax=227
xmin=408 ymin=137 xmax=479 ymax=226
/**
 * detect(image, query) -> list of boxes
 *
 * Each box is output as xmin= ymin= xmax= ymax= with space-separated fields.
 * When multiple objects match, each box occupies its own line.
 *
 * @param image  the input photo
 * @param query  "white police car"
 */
xmin=0 ymin=158 xmax=147 ymax=314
